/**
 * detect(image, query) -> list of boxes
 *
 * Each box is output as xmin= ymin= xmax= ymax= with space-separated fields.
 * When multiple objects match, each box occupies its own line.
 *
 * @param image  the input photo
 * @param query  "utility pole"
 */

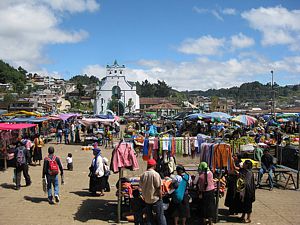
xmin=271 ymin=70 xmax=276 ymax=118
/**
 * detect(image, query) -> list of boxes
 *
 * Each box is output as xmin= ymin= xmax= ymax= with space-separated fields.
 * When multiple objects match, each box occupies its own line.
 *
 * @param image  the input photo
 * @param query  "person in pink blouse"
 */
xmin=193 ymin=162 xmax=216 ymax=225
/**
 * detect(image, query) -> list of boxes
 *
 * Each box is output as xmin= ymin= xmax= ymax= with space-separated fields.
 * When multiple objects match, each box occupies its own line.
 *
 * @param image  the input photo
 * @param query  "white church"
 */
xmin=94 ymin=60 xmax=140 ymax=115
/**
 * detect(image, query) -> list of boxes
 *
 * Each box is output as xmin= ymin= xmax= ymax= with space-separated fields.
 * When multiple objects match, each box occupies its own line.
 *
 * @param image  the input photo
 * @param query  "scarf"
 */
xmin=93 ymin=148 xmax=101 ymax=173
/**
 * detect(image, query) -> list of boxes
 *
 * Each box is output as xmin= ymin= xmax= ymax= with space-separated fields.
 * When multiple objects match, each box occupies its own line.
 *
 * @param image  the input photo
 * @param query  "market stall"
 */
xmin=0 ymin=123 xmax=37 ymax=170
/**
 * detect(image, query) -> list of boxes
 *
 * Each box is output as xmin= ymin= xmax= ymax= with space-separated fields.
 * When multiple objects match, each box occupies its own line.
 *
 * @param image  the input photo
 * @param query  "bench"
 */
xmin=253 ymin=167 xmax=297 ymax=190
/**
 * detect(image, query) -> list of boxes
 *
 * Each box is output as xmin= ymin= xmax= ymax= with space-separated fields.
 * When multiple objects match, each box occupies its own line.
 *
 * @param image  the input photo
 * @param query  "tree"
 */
xmin=18 ymin=66 xmax=27 ymax=75
xmin=3 ymin=93 xmax=17 ymax=109
xmin=154 ymin=80 xmax=171 ymax=97
xmin=76 ymin=83 xmax=85 ymax=97
xmin=107 ymin=96 xmax=119 ymax=114
xmin=126 ymin=98 xmax=134 ymax=113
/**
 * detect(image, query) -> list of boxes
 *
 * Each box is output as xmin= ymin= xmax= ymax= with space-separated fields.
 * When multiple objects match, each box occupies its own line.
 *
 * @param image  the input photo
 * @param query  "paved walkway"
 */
xmin=0 ymin=142 xmax=299 ymax=225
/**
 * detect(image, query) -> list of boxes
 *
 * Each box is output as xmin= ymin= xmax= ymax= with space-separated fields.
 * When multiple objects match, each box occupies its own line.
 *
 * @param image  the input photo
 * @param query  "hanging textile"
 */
xmin=142 ymin=138 xmax=150 ymax=161
xmin=110 ymin=141 xmax=139 ymax=173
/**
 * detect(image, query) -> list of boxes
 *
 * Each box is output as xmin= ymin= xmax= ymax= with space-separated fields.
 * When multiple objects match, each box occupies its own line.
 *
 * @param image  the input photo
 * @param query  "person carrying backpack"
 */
xmin=14 ymin=141 xmax=31 ymax=190
xmin=42 ymin=146 xmax=64 ymax=204
xmin=170 ymin=165 xmax=191 ymax=225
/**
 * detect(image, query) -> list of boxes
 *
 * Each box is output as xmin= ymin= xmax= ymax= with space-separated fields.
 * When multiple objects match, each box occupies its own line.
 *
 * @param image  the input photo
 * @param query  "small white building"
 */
xmin=94 ymin=60 xmax=140 ymax=115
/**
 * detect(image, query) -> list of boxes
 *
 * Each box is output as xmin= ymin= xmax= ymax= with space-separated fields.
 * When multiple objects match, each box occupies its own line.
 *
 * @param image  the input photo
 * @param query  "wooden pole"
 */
xmin=4 ymin=147 xmax=7 ymax=170
xmin=297 ymin=124 xmax=300 ymax=189
xmin=117 ymin=168 xmax=123 ymax=223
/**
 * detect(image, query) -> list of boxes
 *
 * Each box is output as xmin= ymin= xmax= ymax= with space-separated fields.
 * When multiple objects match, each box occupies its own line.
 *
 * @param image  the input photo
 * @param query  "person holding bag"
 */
xmin=89 ymin=146 xmax=107 ymax=196
xmin=170 ymin=165 xmax=190 ymax=225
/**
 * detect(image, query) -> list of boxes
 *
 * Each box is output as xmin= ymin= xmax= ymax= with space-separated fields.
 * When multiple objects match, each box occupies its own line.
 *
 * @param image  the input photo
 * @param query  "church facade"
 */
xmin=94 ymin=60 xmax=140 ymax=115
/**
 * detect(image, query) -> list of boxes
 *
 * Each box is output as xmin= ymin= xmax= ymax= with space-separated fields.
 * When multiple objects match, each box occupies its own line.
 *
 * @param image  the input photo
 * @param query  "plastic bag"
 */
xmin=42 ymin=177 xmax=47 ymax=193
xmin=13 ymin=169 xmax=16 ymax=184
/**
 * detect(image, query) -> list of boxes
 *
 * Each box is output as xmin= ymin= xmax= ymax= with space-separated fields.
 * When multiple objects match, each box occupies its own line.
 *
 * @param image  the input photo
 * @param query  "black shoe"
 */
xmin=15 ymin=186 xmax=20 ymax=190
xmin=90 ymin=192 xmax=100 ymax=197
xmin=48 ymin=196 xmax=54 ymax=204
xmin=26 ymin=182 xmax=32 ymax=187
xmin=54 ymin=195 xmax=60 ymax=203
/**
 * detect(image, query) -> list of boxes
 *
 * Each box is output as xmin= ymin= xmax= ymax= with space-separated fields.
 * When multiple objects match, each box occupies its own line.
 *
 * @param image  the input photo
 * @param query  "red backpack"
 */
xmin=47 ymin=155 xmax=59 ymax=175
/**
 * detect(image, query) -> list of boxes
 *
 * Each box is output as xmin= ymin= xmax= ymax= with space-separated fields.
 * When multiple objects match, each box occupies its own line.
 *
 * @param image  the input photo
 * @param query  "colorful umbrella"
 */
xmin=206 ymin=112 xmax=232 ymax=119
xmin=231 ymin=115 xmax=257 ymax=126
xmin=276 ymin=113 xmax=299 ymax=118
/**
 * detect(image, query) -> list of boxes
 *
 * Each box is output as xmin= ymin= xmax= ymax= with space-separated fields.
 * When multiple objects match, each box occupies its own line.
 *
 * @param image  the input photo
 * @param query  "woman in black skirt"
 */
xmin=33 ymin=134 xmax=44 ymax=165
xmin=234 ymin=160 xmax=256 ymax=223
xmin=193 ymin=162 xmax=216 ymax=225
xmin=89 ymin=147 xmax=107 ymax=196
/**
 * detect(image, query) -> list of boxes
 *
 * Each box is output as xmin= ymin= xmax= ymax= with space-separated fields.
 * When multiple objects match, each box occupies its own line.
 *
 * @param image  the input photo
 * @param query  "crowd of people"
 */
xmin=5 ymin=113 xmax=299 ymax=225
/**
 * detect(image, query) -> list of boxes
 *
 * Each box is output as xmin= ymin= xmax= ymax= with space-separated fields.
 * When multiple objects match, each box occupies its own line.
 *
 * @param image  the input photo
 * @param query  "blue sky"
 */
xmin=0 ymin=0 xmax=299 ymax=90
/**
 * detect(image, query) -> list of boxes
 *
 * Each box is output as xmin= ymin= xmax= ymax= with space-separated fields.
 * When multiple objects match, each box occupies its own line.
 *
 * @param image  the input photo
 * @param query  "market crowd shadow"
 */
xmin=24 ymin=196 xmax=48 ymax=203
xmin=217 ymin=208 xmax=242 ymax=223
xmin=70 ymin=190 xmax=93 ymax=197
xmin=74 ymin=199 xmax=117 ymax=223
xmin=0 ymin=183 xmax=16 ymax=190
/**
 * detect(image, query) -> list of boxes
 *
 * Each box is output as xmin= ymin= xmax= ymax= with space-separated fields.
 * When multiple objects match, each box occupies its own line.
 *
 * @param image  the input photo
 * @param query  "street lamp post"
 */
xmin=270 ymin=70 xmax=276 ymax=118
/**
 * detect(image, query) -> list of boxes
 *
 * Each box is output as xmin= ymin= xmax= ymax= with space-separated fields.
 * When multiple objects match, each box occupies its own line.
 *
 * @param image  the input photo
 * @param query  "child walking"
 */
xmin=66 ymin=153 xmax=73 ymax=171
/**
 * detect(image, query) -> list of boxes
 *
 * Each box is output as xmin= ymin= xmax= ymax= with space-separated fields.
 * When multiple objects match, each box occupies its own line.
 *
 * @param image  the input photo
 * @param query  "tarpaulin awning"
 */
xmin=0 ymin=123 xmax=37 ymax=130
xmin=49 ymin=113 xmax=81 ymax=121
xmin=79 ymin=118 xmax=114 ymax=126
xmin=1 ymin=117 xmax=48 ymax=123
xmin=95 ymin=114 xmax=114 ymax=119
xmin=2 ymin=110 xmax=41 ymax=117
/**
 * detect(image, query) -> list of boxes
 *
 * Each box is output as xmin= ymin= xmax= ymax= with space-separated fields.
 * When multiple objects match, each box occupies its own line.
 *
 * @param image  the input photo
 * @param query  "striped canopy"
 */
xmin=231 ymin=115 xmax=257 ymax=126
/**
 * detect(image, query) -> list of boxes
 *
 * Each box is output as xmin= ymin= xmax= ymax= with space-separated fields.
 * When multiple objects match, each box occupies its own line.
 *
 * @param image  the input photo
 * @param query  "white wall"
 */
xmin=95 ymin=75 xmax=139 ymax=115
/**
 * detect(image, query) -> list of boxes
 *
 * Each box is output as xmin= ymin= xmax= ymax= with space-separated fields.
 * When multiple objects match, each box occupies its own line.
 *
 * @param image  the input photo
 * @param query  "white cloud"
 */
xmin=222 ymin=8 xmax=237 ymax=15
xmin=192 ymin=7 xmax=209 ymax=14
xmin=0 ymin=0 xmax=99 ymax=70
xmin=43 ymin=0 xmax=100 ymax=13
xmin=82 ymin=64 xmax=107 ymax=78
xmin=241 ymin=6 xmax=300 ymax=50
xmin=32 ymin=68 xmax=62 ymax=79
xmin=230 ymin=33 xmax=255 ymax=49
xmin=178 ymin=35 xmax=225 ymax=56
xmin=212 ymin=10 xmax=224 ymax=21
xmin=193 ymin=6 xmax=237 ymax=21
xmin=82 ymin=53 xmax=300 ymax=91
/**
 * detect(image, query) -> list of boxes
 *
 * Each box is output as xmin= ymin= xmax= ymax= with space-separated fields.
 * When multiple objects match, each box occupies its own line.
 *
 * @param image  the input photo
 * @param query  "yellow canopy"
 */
xmin=2 ymin=110 xmax=41 ymax=117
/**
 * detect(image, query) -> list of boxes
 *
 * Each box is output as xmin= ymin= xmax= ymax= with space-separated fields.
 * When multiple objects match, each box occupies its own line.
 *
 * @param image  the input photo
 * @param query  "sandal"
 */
xmin=100 ymin=193 xmax=105 ymax=196
xmin=244 ymin=219 xmax=251 ymax=223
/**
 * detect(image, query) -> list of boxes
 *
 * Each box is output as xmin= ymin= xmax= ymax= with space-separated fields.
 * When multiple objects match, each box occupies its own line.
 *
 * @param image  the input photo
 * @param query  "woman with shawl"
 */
xmin=193 ymin=162 xmax=216 ymax=225
xmin=234 ymin=160 xmax=256 ymax=223
xmin=89 ymin=143 xmax=107 ymax=196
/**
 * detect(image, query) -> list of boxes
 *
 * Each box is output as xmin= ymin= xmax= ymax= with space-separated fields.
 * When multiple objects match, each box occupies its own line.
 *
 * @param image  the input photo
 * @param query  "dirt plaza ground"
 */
xmin=1 ymin=141 xmax=300 ymax=225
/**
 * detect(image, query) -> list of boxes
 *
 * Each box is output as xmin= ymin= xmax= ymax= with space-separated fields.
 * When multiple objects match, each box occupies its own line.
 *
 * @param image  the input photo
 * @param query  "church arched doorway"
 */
xmin=107 ymin=100 xmax=125 ymax=116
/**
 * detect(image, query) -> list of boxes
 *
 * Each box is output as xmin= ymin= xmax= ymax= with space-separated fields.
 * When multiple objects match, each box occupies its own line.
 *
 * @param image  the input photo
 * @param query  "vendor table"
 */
xmin=252 ymin=167 xmax=297 ymax=190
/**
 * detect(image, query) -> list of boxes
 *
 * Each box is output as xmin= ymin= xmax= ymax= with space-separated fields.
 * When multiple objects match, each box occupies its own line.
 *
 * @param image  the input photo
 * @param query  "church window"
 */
xmin=112 ymin=86 xmax=121 ymax=99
